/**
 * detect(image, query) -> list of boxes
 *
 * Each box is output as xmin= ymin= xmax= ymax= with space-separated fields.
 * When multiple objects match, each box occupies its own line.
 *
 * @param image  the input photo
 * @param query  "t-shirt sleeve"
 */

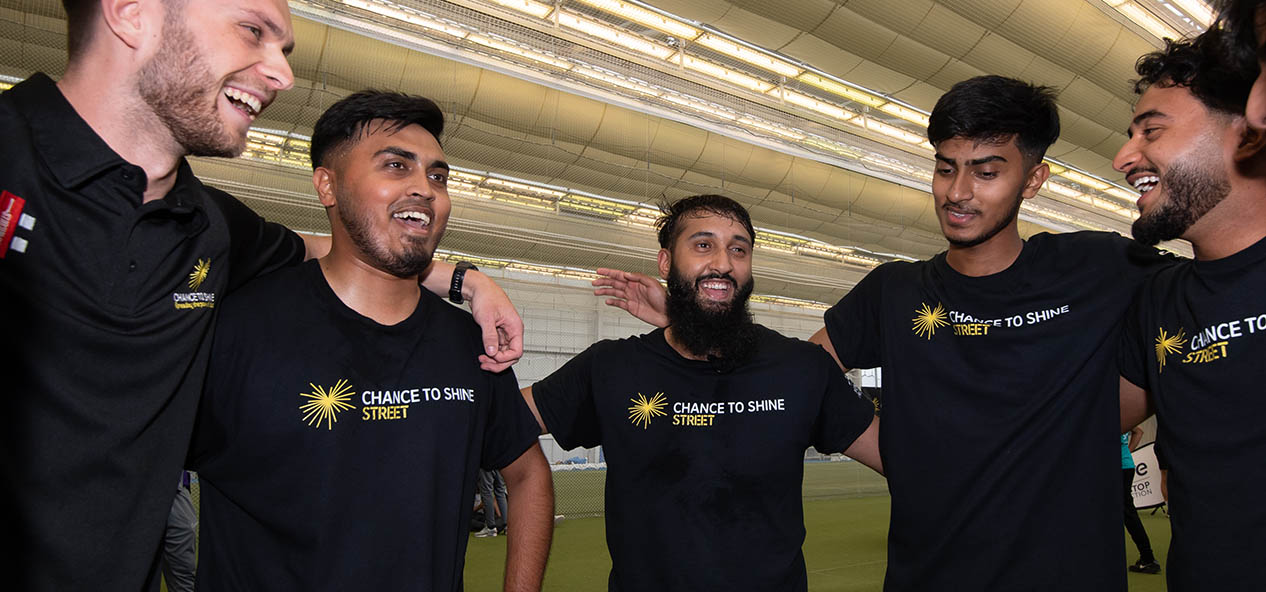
xmin=480 ymin=368 xmax=544 ymax=470
xmin=823 ymin=266 xmax=887 ymax=370
xmin=531 ymin=345 xmax=603 ymax=450
xmin=1118 ymin=283 xmax=1151 ymax=390
xmin=210 ymin=189 xmax=305 ymax=292
xmin=810 ymin=351 xmax=877 ymax=454
xmin=1120 ymin=234 xmax=1181 ymax=280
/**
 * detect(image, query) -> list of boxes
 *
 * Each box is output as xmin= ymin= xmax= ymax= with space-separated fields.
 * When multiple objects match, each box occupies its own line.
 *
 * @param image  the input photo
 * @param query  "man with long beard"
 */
xmin=188 ymin=90 xmax=553 ymax=591
xmin=520 ymin=194 xmax=881 ymax=592
xmin=1114 ymin=25 xmax=1266 ymax=590
xmin=0 ymin=1 xmax=523 ymax=589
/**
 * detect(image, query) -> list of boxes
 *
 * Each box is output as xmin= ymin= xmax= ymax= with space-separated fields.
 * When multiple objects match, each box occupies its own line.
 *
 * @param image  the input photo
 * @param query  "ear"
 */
xmin=100 ymin=0 xmax=158 ymax=51
xmin=1232 ymin=117 xmax=1266 ymax=163
xmin=312 ymin=167 xmax=337 ymax=208
xmin=657 ymin=248 xmax=671 ymax=279
xmin=1020 ymin=161 xmax=1051 ymax=200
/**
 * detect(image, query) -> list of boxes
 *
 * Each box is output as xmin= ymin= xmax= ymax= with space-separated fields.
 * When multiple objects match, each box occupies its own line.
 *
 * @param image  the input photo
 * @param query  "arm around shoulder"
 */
xmin=1120 ymin=376 xmax=1153 ymax=433
xmin=844 ymin=416 xmax=883 ymax=476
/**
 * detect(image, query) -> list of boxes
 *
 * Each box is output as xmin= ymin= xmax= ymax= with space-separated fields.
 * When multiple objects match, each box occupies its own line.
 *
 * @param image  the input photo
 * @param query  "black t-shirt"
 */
xmin=824 ymin=231 xmax=1173 ymax=592
xmin=190 ymin=260 xmax=540 ymax=591
xmin=532 ymin=325 xmax=874 ymax=592
xmin=1120 ymin=235 xmax=1266 ymax=591
xmin=0 ymin=74 xmax=304 ymax=591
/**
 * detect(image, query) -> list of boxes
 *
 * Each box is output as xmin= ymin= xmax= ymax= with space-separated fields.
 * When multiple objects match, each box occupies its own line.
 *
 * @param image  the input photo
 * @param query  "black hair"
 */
xmin=655 ymin=194 xmax=756 ymax=249
xmin=1132 ymin=28 xmax=1257 ymax=116
xmin=310 ymin=90 xmax=445 ymax=169
xmin=1214 ymin=0 xmax=1263 ymax=76
xmin=926 ymin=75 xmax=1061 ymax=165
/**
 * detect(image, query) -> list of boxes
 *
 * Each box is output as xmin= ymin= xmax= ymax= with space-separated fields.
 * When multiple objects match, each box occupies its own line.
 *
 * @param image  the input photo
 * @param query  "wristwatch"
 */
xmin=449 ymin=261 xmax=477 ymax=304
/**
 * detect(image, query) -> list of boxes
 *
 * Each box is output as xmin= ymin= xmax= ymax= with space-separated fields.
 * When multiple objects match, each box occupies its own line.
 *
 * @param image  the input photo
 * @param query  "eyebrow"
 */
xmin=934 ymin=154 xmax=1007 ymax=166
xmin=246 ymin=9 xmax=295 ymax=55
xmin=1126 ymin=109 xmax=1166 ymax=137
xmin=374 ymin=147 xmax=450 ymax=171
xmin=687 ymin=230 xmax=752 ymax=245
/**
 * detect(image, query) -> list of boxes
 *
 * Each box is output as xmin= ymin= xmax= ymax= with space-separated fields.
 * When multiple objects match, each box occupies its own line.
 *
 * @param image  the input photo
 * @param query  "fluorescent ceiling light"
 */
xmin=695 ymin=34 xmax=802 ymax=78
xmin=573 ymin=66 xmax=661 ymax=96
xmin=341 ymin=0 xmax=468 ymax=38
xmin=1108 ymin=1 xmax=1182 ymax=39
xmin=1169 ymin=0 xmax=1213 ymax=26
xmin=1058 ymin=169 xmax=1111 ymax=191
xmin=779 ymin=89 xmax=854 ymax=121
xmin=679 ymin=55 xmax=774 ymax=92
xmin=662 ymin=94 xmax=738 ymax=120
xmin=574 ymin=0 xmax=701 ymax=39
xmin=796 ymin=73 xmax=885 ymax=108
xmin=486 ymin=0 xmax=554 ymax=19
xmin=878 ymin=102 xmax=931 ymax=127
xmin=557 ymin=10 xmax=676 ymax=60
xmin=860 ymin=117 xmax=927 ymax=146
xmin=468 ymin=34 xmax=574 ymax=69
xmin=737 ymin=117 xmax=807 ymax=141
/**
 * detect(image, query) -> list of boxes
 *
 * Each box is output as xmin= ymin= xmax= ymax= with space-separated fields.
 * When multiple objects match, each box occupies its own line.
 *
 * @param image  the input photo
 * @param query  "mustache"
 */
xmin=1125 ymin=166 xmax=1159 ymax=179
xmin=694 ymin=272 xmax=736 ymax=286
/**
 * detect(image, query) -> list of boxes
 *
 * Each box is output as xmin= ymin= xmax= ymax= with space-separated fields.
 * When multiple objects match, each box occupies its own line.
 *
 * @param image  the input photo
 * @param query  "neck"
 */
xmin=58 ymin=63 xmax=185 ymax=203
xmin=944 ymin=228 xmax=1024 ymax=277
xmin=318 ymin=244 xmax=421 ymax=325
xmin=663 ymin=327 xmax=710 ymax=361
xmin=1184 ymin=186 xmax=1266 ymax=261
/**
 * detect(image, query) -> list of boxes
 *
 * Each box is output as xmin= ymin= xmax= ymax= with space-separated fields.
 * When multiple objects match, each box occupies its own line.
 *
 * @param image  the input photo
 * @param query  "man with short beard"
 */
xmin=520 ymin=194 xmax=881 ymax=592
xmin=1114 ymin=27 xmax=1266 ymax=590
xmin=188 ymin=90 xmax=553 ymax=591
xmin=0 ymin=1 xmax=523 ymax=589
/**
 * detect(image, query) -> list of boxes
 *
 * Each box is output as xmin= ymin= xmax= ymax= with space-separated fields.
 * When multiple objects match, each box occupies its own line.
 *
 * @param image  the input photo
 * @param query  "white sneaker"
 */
xmin=473 ymin=527 xmax=498 ymax=538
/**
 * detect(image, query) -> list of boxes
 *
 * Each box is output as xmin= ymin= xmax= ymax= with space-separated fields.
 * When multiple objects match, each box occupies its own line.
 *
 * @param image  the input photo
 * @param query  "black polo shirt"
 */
xmin=0 ymin=73 xmax=304 ymax=591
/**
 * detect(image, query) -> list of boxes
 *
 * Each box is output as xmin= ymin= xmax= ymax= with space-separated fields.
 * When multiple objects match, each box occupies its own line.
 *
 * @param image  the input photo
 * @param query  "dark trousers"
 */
xmin=479 ymin=469 xmax=508 ymax=530
xmin=162 ymin=486 xmax=197 ymax=592
xmin=1123 ymin=468 xmax=1155 ymax=562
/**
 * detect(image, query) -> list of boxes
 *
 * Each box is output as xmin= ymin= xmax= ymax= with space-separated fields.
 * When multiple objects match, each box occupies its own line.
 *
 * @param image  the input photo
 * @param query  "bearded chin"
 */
xmin=1131 ymin=160 xmax=1230 ymax=246
xmin=665 ymin=267 xmax=759 ymax=370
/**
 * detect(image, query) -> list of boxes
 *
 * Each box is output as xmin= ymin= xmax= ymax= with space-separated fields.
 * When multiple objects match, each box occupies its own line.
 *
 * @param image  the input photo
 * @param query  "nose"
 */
xmin=709 ymin=247 xmax=734 ymax=275
xmin=260 ymin=46 xmax=295 ymax=91
xmin=946 ymin=170 xmax=971 ymax=204
xmin=1113 ymin=135 xmax=1140 ymax=174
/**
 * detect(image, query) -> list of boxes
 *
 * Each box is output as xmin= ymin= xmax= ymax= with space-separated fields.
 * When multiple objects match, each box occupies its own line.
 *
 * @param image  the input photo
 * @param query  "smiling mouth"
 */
xmin=944 ymin=207 xmax=978 ymax=223
xmin=698 ymin=278 xmax=732 ymax=300
xmin=1131 ymin=174 xmax=1159 ymax=194
xmin=392 ymin=209 xmax=432 ymax=231
xmin=223 ymin=87 xmax=261 ymax=120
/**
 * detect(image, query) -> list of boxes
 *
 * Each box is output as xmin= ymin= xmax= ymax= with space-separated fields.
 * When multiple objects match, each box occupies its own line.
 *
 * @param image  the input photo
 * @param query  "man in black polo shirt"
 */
xmin=0 ymin=1 xmax=523 ymax=589
xmin=190 ymin=90 xmax=552 ymax=591
xmin=524 ymin=195 xmax=881 ymax=592
xmin=1115 ymin=28 xmax=1266 ymax=590
xmin=598 ymin=78 xmax=1175 ymax=590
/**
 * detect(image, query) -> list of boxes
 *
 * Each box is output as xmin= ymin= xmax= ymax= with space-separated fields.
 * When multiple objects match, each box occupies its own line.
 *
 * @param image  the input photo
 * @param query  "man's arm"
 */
xmin=592 ymin=268 xmax=668 ymax=328
xmin=808 ymin=328 xmax=849 ymax=372
xmin=519 ymin=386 xmax=548 ymax=435
xmin=844 ymin=416 xmax=882 ymax=475
xmin=499 ymin=444 xmax=553 ymax=592
xmin=300 ymin=234 xmax=524 ymax=371
xmin=1120 ymin=376 xmax=1153 ymax=433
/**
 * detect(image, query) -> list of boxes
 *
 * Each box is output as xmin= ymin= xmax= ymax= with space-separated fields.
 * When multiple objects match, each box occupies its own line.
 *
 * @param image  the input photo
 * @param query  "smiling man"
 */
xmin=521 ymin=195 xmax=881 ymax=592
xmin=188 ymin=90 xmax=552 ymax=591
xmin=0 ymin=1 xmax=522 ymax=590
xmin=1114 ymin=29 xmax=1266 ymax=590
xmin=594 ymin=76 xmax=1178 ymax=590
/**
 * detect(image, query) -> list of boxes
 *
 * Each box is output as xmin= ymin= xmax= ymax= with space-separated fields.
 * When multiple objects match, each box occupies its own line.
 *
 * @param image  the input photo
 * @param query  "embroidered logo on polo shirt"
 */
xmin=628 ymin=392 xmax=668 ymax=428
xmin=172 ymin=258 xmax=216 ymax=310
xmin=301 ymin=379 xmax=358 ymax=429
xmin=912 ymin=302 xmax=949 ymax=339
xmin=1 ymin=190 xmax=35 ymax=258
xmin=1154 ymin=327 xmax=1187 ymax=373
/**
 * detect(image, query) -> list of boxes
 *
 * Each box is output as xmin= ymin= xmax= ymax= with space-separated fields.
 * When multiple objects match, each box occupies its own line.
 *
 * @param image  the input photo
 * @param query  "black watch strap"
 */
xmin=449 ymin=261 xmax=477 ymax=304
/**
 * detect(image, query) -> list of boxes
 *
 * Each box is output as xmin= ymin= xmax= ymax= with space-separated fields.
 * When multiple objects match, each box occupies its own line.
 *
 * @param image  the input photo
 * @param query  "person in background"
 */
xmin=1121 ymin=428 xmax=1159 ymax=574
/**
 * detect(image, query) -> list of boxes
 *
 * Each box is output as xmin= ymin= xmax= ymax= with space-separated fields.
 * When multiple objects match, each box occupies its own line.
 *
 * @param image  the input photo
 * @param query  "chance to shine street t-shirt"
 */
xmin=825 ymin=231 xmax=1172 ymax=592
xmin=533 ymin=325 xmax=875 ymax=592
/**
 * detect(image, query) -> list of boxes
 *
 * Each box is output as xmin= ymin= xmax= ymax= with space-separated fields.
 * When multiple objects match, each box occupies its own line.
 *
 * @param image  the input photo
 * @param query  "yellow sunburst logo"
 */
xmin=300 ymin=379 xmax=357 ymax=430
xmin=628 ymin=392 xmax=668 ymax=429
xmin=911 ymin=302 xmax=949 ymax=340
xmin=1154 ymin=327 xmax=1187 ymax=373
xmin=188 ymin=258 xmax=211 ymax=290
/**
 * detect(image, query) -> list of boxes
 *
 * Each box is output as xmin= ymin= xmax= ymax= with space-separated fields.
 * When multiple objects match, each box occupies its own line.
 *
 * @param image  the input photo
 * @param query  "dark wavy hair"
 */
xmin=655 ymin=195 xmax=756 ymax=249
xmin=1213 ymin=0 xmax=1264 ymax=79
xmin=310 ymin=90 xmax=445 ymax=169
xmin=1132 ymin=27 xmax=1257 ymax=116
xmin=927 ymin=75 xmax=1060 ymax=165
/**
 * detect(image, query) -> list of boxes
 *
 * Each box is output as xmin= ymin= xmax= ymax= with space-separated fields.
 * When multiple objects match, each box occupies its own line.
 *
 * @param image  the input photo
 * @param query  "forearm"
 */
xmin=501 ymin=446 xmax=553 ymax=592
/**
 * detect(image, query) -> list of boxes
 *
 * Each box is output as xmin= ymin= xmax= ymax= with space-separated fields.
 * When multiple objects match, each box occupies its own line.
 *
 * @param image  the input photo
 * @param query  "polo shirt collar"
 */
xmin=8 ymin=73 xmax=130 ymax=190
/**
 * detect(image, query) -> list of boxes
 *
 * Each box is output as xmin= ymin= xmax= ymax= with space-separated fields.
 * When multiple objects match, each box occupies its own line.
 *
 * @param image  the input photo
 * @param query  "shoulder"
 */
xmin=217 ymin=260 xmax=308 ymax=315
xmin=752 ymin=325 xmax=831 ymax=362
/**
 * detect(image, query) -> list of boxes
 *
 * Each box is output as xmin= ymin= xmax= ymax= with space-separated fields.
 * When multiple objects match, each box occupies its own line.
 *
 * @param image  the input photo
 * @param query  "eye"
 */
xmin=242 ymin=24 xmax=263 ymax=40
xmin=384 ymin=160 xmax=407 ymax=171
xmin=1142 ymin=127 xmax=1160 ymax=139
xmin=935 ymin=166 xmax=953 ymax=176
xmin=429 ymin=171 xmax=449 ymax=184
xmin=977 ymin=171 xmax=998 ymax=179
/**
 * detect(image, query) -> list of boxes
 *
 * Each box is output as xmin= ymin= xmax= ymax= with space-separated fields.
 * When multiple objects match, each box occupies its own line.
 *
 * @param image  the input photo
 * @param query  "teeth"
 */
xmin=1131 ymin=175 xmax=1159 ymax=192
xmin=223 ymin=88 xmax=261 ymax=116
xmin=701 ymin=281 xmax=729 ymax=290
xmin=393 ymin=211 xmax=431 ymax=225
